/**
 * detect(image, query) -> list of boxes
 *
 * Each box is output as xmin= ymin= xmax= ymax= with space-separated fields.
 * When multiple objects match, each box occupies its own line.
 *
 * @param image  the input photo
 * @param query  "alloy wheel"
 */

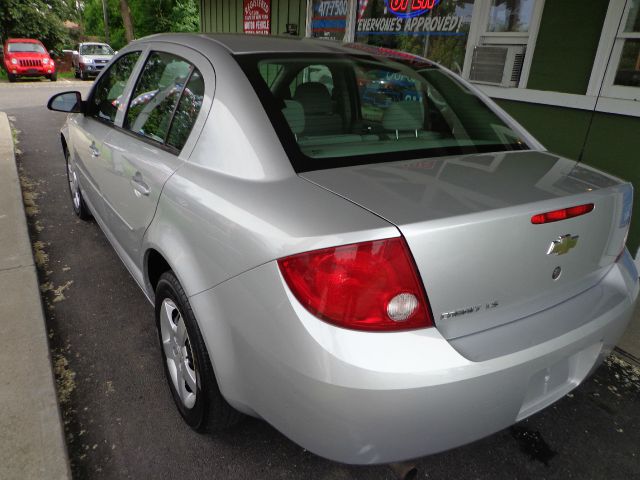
xmin=67 ymin=162 xmax=81 ymax=211
xmin=159 ymin=298 xmax=198 ymax=409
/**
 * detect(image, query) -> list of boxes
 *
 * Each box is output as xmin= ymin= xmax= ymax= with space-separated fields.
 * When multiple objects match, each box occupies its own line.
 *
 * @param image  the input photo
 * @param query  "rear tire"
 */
xmin=64 ymin=146 xmax=91 ymax=220
xmin=49 ymin=73 xmax=57 ymax=81
xmin=155 ymin=271 xmax=241 ymax=432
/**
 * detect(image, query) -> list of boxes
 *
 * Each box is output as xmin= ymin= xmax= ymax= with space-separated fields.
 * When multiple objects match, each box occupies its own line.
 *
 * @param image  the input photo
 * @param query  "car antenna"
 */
xmin=577 ymin=10 xmax=626 ymax=164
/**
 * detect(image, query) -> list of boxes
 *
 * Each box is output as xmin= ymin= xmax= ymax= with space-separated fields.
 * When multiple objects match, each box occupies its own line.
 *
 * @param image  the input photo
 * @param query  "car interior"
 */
xmin=257 ymin=57 xmax=525 ymax=160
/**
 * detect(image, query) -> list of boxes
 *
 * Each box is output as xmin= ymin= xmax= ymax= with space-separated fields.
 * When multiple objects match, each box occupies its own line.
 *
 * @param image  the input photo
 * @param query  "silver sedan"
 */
xmin=47 ymin=34 xmax=639 ymax=465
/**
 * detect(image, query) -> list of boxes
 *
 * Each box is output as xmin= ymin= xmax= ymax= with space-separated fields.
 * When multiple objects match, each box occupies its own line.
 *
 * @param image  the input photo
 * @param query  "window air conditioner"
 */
xmin=469 ymin=45 xmax=526 ymax=87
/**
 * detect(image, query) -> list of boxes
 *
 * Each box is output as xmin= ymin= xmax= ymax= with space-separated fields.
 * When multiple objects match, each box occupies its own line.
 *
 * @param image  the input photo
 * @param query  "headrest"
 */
xmin=382 ymin=101 xmax=424 ymax=132
xmin=293 ymin=82 xmax=332 ymax=115
xmin=282 ymin=100 xmax=305 ymax=135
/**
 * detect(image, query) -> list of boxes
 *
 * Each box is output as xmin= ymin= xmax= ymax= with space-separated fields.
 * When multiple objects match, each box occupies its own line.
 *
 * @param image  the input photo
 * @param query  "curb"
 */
xmin=0 ymin=112 xmax=71 ymax=479
xmin=614 ymin=347 xmax=640 ymax=368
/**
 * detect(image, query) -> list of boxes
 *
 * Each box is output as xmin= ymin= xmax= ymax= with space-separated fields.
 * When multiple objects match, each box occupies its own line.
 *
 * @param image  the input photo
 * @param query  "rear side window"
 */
xmin=125 ymin=51 xmax=203 ymax=149
xmin=90 ymin=51 xmax=141 ymax=123
xmin=166 ymin=69 xmax=205 ymax=150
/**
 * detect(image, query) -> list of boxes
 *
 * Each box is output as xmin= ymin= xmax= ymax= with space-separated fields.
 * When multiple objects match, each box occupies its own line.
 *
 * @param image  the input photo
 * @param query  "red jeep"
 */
xmin=3 ymin=38 xmax=57 ymax=82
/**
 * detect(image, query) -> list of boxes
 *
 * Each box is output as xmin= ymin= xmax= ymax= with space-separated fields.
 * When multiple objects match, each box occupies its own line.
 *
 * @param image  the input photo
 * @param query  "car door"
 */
xmin=99 ymin=45 xmax=209 ymax=269
xmin=71 ymin=50 xmax=143 ymax=219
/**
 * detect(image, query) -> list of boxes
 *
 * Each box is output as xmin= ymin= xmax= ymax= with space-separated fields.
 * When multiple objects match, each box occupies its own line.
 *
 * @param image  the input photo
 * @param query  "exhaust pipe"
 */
xmin=388 ymin=462 xmax=418 ymax=480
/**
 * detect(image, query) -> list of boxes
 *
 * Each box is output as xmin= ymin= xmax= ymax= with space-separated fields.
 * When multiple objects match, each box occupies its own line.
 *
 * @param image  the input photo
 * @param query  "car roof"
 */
xmin=80 ymin=42 xmax=110 ymax=46
xmin=131 ymin=33 xmax=433 ymax=64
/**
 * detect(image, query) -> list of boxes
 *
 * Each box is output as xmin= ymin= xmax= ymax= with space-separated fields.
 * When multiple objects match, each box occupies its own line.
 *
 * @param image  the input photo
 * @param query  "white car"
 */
xmin=47 ymin=34 xmax=639 ymax=465
xmin=72 ymin=42 xmax=115 ymax=80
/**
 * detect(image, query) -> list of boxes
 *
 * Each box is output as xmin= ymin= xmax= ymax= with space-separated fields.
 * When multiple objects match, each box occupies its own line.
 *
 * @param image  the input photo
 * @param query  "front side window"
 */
xmin=90 ymin=51 xmax=141 ymax=123
xmin=487 ymin=0 xmax=536 ymax=33
xmin=125 ymin=52 xmax=202 ymax=148
xmin=8 ymin=42 xmax=45 ymax=53
xmin=239 ymin=53 xmax=527 ymax=172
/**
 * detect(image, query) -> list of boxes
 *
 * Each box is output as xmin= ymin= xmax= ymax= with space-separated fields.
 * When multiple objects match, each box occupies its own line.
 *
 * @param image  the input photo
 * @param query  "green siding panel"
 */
xmin=497 ymin=100 xmax=640 ymax=254
xmin=581 ymin=113 xmax=640 ymax=255
xmin=495 ymin=100 xmax=592 ymax=159
xmin=527 ymin=0 xmax=609 ymax=95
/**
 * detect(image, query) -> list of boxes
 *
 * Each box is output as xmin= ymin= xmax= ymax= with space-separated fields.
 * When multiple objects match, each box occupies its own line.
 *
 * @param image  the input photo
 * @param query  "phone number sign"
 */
xmin=244 ymin=0 xmax=271 ymax=35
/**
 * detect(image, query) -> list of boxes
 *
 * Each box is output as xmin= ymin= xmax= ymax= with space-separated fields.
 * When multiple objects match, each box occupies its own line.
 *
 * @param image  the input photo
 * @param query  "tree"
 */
xmin=120 ymin=0 xmax=135 ymax=43
xmin=81 ymin=0 xmax=200 ymax=50
xmin=0 ymin=0 xmax=79 ymax=49
xmin=170 ymin=0 xmax=200 ymax=32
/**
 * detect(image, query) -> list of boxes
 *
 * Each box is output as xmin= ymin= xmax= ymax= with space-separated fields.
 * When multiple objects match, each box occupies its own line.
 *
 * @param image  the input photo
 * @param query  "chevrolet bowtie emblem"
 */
xmin=547 ymin=234 xmax=579 ymax=256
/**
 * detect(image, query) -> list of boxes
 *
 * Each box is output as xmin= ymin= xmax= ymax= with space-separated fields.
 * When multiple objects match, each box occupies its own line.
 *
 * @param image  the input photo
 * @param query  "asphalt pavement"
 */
xmin=2 ymin=80 xmax=640 ymax=479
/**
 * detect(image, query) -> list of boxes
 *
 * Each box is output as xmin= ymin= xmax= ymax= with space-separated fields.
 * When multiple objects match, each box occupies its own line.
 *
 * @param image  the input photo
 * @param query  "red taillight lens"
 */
xmin=531 ymin=203 xmax=594 ymax=224
xmin=278 ymin=237 xmax=433 ymax=332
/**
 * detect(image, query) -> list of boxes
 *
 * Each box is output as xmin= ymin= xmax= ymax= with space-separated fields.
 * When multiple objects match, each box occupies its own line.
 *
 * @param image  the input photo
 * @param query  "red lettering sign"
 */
xmin=387 ymin=0 xmax=439 ymax=17
xmin=244 ymin=0 xmax=271 ymax=35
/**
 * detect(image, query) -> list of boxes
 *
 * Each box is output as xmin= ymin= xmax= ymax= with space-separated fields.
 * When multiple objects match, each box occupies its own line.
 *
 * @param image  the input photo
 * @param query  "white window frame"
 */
xmin=588 ymin=0 xmax=640 ymax=101
xmin=462 ymin=0 xmax=545 ymax=88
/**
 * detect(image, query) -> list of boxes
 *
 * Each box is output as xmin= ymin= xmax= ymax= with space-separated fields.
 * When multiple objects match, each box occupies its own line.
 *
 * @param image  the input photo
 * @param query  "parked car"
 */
xmin=72 ymin=42 xmax=115 ymax=80
xmin=47 ymin=34 xmax=639 ymax=466
xmin=3 ymin=38 xmax=56 ymax=82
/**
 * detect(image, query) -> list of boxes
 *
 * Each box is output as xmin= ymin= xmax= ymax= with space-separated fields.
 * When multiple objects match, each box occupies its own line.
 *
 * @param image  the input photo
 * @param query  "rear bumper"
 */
xmin=190 ymin=250 xmax=639 ymax=465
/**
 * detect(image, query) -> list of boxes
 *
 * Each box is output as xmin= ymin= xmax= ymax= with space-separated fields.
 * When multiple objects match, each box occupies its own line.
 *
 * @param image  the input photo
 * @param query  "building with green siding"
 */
xmin=199 ymin=0 xmax=640 ymax=265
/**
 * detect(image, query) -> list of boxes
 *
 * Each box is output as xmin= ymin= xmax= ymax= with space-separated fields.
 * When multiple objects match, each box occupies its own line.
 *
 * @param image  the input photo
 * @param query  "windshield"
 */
xmin=8 ymin=42 xmax=46 ymax=53
xmin=80 ymin=44 xmax=114 ymax=55
xmin=237 ymin=53 xmax=528 ymax=172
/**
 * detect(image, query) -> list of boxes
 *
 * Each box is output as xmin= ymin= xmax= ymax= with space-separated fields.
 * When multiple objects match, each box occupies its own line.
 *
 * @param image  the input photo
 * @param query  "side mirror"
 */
xmin=47 ymin=91 xmax=84 ymax=113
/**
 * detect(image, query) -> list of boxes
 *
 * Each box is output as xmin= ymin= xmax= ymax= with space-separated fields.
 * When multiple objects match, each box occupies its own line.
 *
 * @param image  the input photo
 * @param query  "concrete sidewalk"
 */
xmin=0 ymin=112 xmax=70 ymax=479
xmin=617 ymin=297 xmax=640 ymax=364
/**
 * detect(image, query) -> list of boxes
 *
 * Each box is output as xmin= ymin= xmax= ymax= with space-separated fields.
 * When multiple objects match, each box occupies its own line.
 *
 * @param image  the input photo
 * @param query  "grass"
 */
xmin=0 ymin=68 xmax=76 ymax=81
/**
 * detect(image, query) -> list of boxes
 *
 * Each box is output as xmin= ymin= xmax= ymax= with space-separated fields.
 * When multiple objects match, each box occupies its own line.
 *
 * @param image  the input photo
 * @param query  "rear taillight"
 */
xmin=531 ymin=204 xmax=594 ymax=224
xmin=278 ymin=237 xmax=433 ymax=332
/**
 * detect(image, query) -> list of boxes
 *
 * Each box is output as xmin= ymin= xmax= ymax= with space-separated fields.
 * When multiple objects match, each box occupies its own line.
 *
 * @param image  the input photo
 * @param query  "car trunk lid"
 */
xmin=301 ymin=151 xmax=633 ymax=340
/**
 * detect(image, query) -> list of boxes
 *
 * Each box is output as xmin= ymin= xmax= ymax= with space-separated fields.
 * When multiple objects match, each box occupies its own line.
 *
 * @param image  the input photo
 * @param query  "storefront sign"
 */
xmin=311 ymin=0 xmax=348 ymax=40
xmin=355 ymin=0 xmax=474 ymax=70
xmin=387 ymin=0 xmax=441 ymax=19
xmin=357 ymin=14 xmax=465 ymax=34
xmin=357 ymin=0 xmax=465 ymax=35
xmin=243 ymin=0 xmax=271 ymax=35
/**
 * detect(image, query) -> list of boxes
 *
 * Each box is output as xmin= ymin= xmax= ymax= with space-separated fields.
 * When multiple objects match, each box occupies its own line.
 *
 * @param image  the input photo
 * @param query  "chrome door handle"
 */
xmin=131 ymin=173 xmax=150 ymax=197
xmin=89 ymin=144 xmax=100 ymax=157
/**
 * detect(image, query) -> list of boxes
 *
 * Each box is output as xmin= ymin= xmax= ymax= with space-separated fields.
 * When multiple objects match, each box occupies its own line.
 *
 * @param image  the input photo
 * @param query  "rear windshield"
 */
xmin=80 ymin=44 xmax=114 ymax=55
xmin=8 ymin=42 xmax=45 ymax=53
xmin=236 ymin=53 xmax=529 ymax=172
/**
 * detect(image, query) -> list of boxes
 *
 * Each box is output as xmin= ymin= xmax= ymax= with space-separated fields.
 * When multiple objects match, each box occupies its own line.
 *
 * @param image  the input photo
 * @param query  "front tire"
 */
xmin=8 ymin=73 xmax=16 ymax=83
xmin=64 ymin=146 xmax=91 ymax=220
xmin=155 ymin=271 xmax=241 ymax=432
xmin=79 ymin=69 xmax=86 ymax=81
